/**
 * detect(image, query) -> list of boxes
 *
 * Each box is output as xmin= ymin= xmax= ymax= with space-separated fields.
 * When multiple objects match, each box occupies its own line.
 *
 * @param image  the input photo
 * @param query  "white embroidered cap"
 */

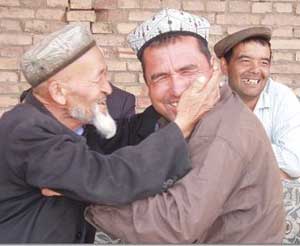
xmin=127 ymin=8 xmax=210 ymax=60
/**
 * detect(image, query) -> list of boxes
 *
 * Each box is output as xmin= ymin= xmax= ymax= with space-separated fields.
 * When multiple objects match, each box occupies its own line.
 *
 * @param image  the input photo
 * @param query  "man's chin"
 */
xmin=92 ymin=106 xmax=117 ymax=139
xmin=165 ymin=112 xmax=176 ymax=122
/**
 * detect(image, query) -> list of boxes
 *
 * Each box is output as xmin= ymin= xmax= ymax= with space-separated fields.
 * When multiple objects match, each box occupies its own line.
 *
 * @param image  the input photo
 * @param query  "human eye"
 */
xmin=90 ymin=79 xmax=99 ymax=84
xmin=150 ymin=74 xmax=168 ymax=85
xmin=179 ymin=65 xmax=199 ymax=75
xmin=151 ymin=78 xmax=166 ymax=86
xmin=181 ymin=69 xmax=196 ymax=76
xmin=240 ymin=57 xmax=250 ymax=64
xmin=261 ymin=59 xmax=270 ymax=66
xmin=91 ymin=68 xmax=108 ymax=84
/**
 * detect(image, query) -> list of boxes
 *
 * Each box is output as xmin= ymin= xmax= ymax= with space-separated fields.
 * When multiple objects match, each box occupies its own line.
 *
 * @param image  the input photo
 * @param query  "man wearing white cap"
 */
xmin=86 ymin=9 xmax=285 ymax=243
xmin=0 ymin=23 xmax=218 ymax=243
xmin=214 ymin=26 xmax=300 ymax=244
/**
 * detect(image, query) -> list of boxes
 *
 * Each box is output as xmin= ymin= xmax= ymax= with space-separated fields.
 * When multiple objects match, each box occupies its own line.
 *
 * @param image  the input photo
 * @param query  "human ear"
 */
xmin=48 ymin=80 xmax=67 ymax=105
xmin=220 ymin=57 xmax=229 ymax=76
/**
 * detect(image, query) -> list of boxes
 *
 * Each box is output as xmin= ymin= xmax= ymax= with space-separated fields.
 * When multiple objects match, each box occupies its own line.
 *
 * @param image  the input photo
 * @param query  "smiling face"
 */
xmin=221 ymin=39 xmax=271 ymax=110
xmin=142 ymin=35 xmax=212 ymax=121
xmin=62 ymin=45 xmax=112 ymax=123
xmin=56 ymin=46 xmax=116 ymax=138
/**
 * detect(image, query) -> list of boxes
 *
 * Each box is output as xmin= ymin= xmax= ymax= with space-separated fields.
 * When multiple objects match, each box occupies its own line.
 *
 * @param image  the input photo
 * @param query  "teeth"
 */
xmin=242 ymin=79 xmax=259 ymax=85
xmin=170 ymin=102 xmax=178 ymax=107
xmin=97 ymin=101 xmax=106 ymax=106
xmin=249 ymin=79 xmax=258 ymax=85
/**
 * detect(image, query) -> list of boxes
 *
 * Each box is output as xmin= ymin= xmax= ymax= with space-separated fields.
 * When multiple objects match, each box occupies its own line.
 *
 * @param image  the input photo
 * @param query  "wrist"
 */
xmin=174 ymin=118 xmax=191 ymax=138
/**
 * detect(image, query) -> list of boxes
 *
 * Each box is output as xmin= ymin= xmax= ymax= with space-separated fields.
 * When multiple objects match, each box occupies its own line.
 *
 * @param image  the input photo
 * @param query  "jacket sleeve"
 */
xmin=85 ymin=137 xmax=246 ymax=243
xmin=10 ymin=120 xmax=190 ymax=206
xmin=271 ymin=91 xmax=300 ymax=178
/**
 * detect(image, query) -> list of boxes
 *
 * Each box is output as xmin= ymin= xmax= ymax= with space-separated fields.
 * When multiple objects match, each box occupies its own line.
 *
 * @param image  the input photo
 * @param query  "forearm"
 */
xmin=85 ymin=172 xmax=218 ymax=243
xmin=85 ymin=139 xmax=239 ymax=243
xmin=272 ymin=143 xmax=300 ymax=178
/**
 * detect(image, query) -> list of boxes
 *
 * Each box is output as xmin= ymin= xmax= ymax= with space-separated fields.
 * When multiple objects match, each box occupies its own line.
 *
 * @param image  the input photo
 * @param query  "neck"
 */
xmin=33 ymin=92 xmax=82 ymax=131
xmin=242 ymin=97 xmax=259 ymax=111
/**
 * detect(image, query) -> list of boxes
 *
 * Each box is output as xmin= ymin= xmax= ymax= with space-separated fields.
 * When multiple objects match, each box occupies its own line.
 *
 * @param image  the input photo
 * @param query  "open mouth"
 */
xmin=95 ymin=100 xmax=108 ymax=113
xmin=241 ymin=78 xmax=259 ymax=85
xmin=170 ymin=102 xmax=178 ymax=108
xmin=96 ymin=98 xmax=107 ymax=106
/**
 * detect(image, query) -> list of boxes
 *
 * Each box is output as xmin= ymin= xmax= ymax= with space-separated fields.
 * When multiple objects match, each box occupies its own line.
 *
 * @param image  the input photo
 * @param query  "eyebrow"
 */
xmin=150 ymin=72 xmax=168 ymax=81
xmin=238 ymin=55 xmax=270 ymax=62
xmin=178 ymin=64 xmax=199 ymax=72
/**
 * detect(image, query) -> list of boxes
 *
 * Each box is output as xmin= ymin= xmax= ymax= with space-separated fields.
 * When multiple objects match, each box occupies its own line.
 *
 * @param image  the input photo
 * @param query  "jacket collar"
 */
xmin=24 ymin=90 xmax=55 ymax=117
xmin=24 ymin=90 xmax=83 ymax=138
xmin=136 ymin=105 xmax=161 ymax=139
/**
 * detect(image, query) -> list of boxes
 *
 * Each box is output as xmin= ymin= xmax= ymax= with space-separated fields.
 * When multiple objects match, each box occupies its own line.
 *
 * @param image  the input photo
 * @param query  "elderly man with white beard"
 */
xmin=0 ymin=24 xmax=219 ymax=243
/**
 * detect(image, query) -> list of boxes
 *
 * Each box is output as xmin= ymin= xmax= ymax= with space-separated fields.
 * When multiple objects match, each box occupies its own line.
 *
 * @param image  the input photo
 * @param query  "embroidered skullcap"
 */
xmin=21 ymin=23 xmax=96 ymax=87
xmin=127 ymin=8 xmax=210 ymax=60
xmin=214 ymin=26 xmax=272 ymax=58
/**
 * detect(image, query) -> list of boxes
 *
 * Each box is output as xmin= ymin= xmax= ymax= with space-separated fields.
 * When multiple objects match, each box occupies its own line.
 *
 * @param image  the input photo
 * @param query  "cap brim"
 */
xmin=214 ymin=27 xmax=272 ymax=58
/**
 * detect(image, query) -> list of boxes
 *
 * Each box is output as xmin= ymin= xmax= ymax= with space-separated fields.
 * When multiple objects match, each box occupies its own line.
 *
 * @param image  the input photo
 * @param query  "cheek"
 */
xmin=77 ymin=87 xmax=99 ymax=102
xmin=201 ymin=70 xmax=213 ymax=83
xmin=230 ymin=68 xmax=245 ymax=83
xmin=148 ymin=84 xmax=168 ymax=103
xmin=148 ymin=86 xmax=171 ymax=117
xmin=261 ymin=67 xmax=270 ymax=78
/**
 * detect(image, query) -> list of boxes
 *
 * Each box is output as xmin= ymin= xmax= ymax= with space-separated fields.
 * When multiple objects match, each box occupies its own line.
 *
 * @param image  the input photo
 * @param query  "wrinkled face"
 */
xmin=62 ymin=46 xmax=116 ymax=138
xmin=143 ymin=36 xmax=212 ymax=121
xmin=63 ymin=46 xmax=111 ymax=122
xmin=221 ymin=41 xmax=271 ymax=106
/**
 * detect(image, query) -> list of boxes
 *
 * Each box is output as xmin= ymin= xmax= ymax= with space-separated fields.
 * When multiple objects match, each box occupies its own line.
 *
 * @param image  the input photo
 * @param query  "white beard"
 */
xmin=70 ymin=103 xmax=117 ymax=139
xmin=91 ymin=104 xmax=117 ymax=139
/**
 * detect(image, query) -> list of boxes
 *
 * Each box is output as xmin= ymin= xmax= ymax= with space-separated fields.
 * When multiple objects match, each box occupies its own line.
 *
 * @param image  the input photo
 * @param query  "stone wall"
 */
xmin=0 ymin=0 xmax=299 ymax=114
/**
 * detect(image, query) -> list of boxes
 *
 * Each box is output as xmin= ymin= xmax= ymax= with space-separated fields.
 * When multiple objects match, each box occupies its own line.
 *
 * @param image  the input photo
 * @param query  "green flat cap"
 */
xmin=21 ymin=23 xmax=96 ymax=87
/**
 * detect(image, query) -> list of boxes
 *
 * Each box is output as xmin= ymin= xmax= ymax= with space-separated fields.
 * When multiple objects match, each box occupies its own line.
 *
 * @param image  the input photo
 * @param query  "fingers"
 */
xmin=194 ymin=75 xmax=207 ymax=90
xmin=205 ymin=62 xmax=222 ymax=91
xmin=41 ymin=188 xmax=63 ymax=197
xmin=190 ymin=61 xmax=222 ymax=97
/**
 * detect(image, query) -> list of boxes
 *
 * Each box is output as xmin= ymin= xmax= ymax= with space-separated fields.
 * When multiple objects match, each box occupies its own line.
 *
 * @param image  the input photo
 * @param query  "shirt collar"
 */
xmin=254 ymin=78 xmax=272 ymax=110
xmin=74 ymin=127 xmax=84 ymax=136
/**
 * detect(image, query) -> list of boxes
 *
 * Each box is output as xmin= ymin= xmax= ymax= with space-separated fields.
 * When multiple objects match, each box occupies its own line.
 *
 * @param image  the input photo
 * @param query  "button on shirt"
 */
xmin=254 ymin=78 xmax=300 ymax=178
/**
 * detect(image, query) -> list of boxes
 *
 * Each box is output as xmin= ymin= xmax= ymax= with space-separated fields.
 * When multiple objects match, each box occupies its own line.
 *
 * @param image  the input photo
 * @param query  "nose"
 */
xmin=249 ymin=61 xmax=261 ymax=74
xmin=169 ymin=75 xmax=191 ymax=97
xmin=102 ymin=79 xmax=112 ymax=95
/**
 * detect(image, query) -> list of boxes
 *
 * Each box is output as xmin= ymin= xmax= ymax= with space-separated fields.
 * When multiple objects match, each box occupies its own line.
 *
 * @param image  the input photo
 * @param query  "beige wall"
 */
xmin=0 ymin=0 xmax=300 ymax=115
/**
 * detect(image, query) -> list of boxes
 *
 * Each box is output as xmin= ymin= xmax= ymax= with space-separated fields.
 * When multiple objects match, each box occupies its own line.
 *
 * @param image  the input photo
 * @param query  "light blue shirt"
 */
xmin=74 ymin=127 xmax=84 ymax=136
xmin=254 ymin=78 xmax=300 ymax=178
